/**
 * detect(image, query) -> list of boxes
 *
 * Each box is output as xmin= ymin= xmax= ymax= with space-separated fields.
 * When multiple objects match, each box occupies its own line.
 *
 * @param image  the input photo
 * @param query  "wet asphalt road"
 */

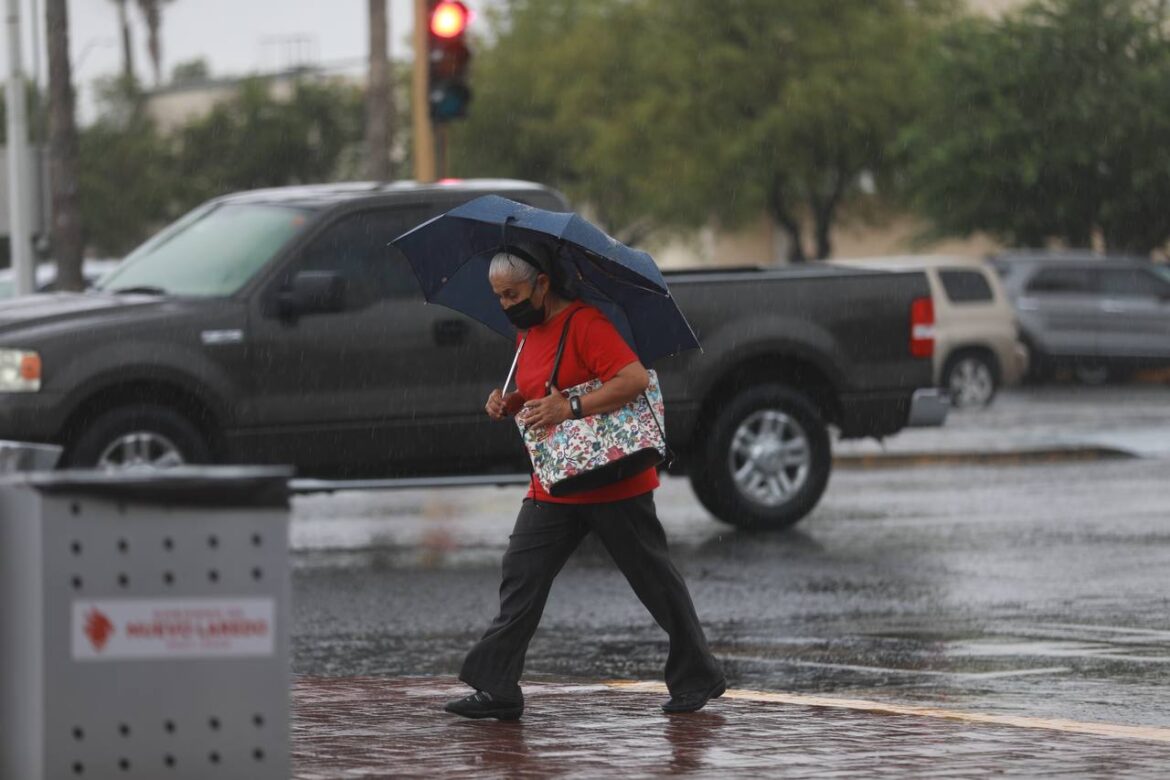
xmin=290 ymin=387 xmax=1170 ymax=730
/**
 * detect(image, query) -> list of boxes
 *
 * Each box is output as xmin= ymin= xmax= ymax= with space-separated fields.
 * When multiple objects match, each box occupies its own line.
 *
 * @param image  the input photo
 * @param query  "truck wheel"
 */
xmin=690 ymin=384 xmax=831 ymax=530
xmin=943 ymin=351 xmax=998 ymax=408
xmin=64 ymin=405 xmax=211 ymax=470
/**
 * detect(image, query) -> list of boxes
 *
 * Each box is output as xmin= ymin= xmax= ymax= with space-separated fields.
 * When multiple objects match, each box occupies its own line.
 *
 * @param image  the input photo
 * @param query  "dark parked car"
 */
xmin=0 ymin=179 xmax=945 ymax=529
xmin=992 ymin=252 xmax=1170 ymax=382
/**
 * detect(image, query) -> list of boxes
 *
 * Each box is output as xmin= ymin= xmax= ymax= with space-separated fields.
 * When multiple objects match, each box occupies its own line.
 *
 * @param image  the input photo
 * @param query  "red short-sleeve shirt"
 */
xmin=514 ymin=301 xmax=659 ymax=504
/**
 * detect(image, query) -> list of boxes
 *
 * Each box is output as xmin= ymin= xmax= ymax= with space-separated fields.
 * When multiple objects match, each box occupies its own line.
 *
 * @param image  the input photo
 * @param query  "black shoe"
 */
xmin=444 ymin=690 xmax=524 ymax=721
xmin=662 ymin=679 xmax=727 ymax=714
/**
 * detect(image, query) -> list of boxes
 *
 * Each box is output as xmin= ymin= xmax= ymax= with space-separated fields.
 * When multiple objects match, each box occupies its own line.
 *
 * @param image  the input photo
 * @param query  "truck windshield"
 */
xmin=95 ymin=203 xmax=313 ymax=296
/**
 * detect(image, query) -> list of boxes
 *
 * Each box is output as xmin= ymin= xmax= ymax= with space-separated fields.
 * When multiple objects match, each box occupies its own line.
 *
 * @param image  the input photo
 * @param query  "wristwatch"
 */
xmin=569 ymin=395 xmax=584 ymax=419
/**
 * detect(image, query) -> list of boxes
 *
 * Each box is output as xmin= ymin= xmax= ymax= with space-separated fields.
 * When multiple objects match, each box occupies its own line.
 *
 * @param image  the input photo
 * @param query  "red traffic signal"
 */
xmin=430 ymin=1 xmax=469 ymax=39
xmin=427 ymin=1 xmax=472 ymax=122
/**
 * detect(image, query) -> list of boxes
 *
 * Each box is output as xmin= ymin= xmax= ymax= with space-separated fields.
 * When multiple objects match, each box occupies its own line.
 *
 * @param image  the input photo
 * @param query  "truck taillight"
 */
xmin=910 ymin=297 xmax=935 ymax=358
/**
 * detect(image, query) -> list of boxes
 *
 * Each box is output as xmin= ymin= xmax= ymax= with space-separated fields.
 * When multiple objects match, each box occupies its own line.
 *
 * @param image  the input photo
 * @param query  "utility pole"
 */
xmin=412 ymin=0 xmax=436 ymax=182
xmin=6 ymin=0 xmax=33 ymax=295
xmin=29 ymin=0 xmax=42 ymax=90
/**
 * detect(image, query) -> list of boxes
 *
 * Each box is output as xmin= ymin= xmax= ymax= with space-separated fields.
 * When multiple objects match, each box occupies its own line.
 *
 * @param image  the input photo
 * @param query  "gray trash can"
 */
xmin=0 ymin=467 xmax=293 ymax=780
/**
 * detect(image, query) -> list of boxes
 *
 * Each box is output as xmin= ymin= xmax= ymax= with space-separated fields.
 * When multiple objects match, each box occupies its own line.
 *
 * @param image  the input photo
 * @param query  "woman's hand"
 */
xmin=520 ymin=387 xmax=572 ymax=429
xmin=486 ymin=389 xmax=525 ymax=420
xmin=485 ymin=388 xmax=507 ymax=420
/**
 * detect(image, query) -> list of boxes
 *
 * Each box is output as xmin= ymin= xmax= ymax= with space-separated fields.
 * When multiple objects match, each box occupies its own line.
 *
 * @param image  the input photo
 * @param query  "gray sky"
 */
xmin=2 ymin=1 xmax=490 ymax=122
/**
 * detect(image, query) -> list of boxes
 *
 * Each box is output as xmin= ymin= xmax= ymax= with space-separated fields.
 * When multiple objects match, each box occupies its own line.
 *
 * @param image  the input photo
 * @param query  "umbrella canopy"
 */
xmin=390 ymin=195 xmax=700 ymax=365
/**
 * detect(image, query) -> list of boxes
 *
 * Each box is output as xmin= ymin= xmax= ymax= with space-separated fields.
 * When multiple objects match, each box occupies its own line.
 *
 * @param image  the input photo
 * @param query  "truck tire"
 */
xmin=64 ymin=405 xmax=211 ymax=470
xmin=690 ymin=384 xmax=831 ymax=530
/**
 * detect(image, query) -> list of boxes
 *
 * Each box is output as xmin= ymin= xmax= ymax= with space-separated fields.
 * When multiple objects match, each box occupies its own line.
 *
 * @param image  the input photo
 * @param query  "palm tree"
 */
xmin=365 ymin=0 xmax=393 ymax=180
xmin=46 ymin=0 xmax=84 ymax=291
xmin=110 ymin=0 xmax=135 ymax=82
xmin=136 ymin=0 xmax=172 ymax=86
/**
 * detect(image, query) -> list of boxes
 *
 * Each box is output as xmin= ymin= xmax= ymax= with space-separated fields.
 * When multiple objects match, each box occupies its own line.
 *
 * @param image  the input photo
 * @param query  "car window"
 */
xmin=97 ymin=203 xmax=311 ymax=297
xmin=938 ymin=269 xmax=994 ymax=303
xmin=279 ymin=207 xmax=429 ymax=310
xmin=1025 ymin=267 xmax=1094 ymax=295
xmin=1097 ymin=268 xmax=1165 ymax=298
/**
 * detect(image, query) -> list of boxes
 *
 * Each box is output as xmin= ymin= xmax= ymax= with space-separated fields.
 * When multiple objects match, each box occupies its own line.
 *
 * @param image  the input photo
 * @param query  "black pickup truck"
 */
xmin=0 ymin=179 xmax=946 ymax=529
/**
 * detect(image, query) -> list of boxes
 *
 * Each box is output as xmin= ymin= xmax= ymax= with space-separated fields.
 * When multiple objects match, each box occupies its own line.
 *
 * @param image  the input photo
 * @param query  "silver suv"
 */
xmin=993 ymin=252 xmax=1170 ymax=382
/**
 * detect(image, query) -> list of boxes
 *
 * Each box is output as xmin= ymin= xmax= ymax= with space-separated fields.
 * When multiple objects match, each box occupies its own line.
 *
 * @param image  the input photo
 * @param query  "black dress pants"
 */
xmin=459 ymin=492 xmax=724 ymax=703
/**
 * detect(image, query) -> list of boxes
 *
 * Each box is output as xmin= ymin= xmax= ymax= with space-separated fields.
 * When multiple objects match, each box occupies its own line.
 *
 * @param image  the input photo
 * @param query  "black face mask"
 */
xmin=504 ymin=297 xmax=545 ymax=329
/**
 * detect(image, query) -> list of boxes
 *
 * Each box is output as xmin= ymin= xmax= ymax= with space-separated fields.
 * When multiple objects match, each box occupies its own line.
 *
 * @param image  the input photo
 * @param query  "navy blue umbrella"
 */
xmin=390 ymin=195 xmax=700 ymax=365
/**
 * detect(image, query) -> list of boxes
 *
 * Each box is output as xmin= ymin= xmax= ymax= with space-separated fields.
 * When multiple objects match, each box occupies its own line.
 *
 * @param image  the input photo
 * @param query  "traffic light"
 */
xmin=428 ymin=1 xmax=472 ymax=122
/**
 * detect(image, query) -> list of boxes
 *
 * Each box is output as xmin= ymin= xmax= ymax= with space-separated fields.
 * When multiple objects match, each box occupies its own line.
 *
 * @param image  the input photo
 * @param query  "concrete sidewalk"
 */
xmin=292 ymin=676 xmax=1170 ymax=778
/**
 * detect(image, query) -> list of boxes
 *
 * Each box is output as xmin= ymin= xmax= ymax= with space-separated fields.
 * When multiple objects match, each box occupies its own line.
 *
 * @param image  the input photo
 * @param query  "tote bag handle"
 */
xmin=545 ymin=309 xmax=582 ymax=395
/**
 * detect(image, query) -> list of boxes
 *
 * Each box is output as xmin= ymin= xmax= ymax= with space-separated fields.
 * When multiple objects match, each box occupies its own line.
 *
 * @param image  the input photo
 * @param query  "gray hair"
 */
xmin=488 ymin=252 xmax=539 ymax=285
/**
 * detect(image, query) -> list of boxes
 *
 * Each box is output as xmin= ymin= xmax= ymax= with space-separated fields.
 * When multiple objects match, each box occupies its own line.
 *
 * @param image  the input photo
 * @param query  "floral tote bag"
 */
xmin=512 ymin=311 xmax=667 ymax=496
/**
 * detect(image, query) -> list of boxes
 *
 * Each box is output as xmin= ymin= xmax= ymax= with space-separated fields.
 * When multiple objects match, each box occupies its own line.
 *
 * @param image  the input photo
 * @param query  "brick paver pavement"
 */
xmin=292 ymin=676 xmax=1170 ymax=778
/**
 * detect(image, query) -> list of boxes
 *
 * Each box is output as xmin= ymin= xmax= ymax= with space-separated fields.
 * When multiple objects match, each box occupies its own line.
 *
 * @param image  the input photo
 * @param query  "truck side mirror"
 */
xmin=277 ymin=271 xmax=346 ymax=319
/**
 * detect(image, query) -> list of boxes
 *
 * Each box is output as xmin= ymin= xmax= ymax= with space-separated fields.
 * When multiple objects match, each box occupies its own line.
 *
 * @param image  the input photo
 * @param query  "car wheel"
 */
xmin=943 ymin=352 xmax=998 ymax=408
xmin=64 ymin=405 xmax=211 ymax=470
xmin=690 ymin=384 xmax=831 ymax=530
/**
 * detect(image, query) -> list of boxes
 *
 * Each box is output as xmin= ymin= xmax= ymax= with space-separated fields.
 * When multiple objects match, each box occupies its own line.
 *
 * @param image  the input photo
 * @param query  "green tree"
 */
xmin=638 ymin=0 xmax=950 ymax=260
xmin=77 ymin=77 xmax=174 ymax=256
xmin=172 ymin=78 xmax=364 ymax=211
xmin=78 ymin=117 xmax=173 ymax=256
xmin=171 ymin=58 xmax=210 ymax=85
xmin=451 ymin=1 xmax=637 ymax=231
xmin=902 ymin=0 xmax=1170 ymax=254
xmin=75 ymin=76 xmax=366 ymax=256
xmin=454 ymin=0 xmax=947 ymax=260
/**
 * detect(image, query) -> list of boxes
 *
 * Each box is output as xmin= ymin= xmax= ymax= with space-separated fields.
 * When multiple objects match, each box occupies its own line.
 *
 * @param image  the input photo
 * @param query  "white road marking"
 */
xmin=717 ymin=654 xmax=1073 ymax=680
xmin=605 ymin=680 xmax=1170 ymax=744
xmin=1023 ymin=623 xmax=1170 ymax=641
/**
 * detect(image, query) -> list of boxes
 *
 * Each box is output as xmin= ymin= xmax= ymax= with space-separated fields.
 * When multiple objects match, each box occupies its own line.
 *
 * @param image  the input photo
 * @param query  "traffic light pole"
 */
xmin=412 ymin=0 xmax=437 ymax=183
xmin=436 ymin=125 xmax=448 ymax=180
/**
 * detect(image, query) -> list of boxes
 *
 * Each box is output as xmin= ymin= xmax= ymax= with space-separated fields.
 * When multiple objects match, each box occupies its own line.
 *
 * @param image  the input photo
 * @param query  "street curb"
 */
xmin=832 ymin=446 xmax=1136 ymax=469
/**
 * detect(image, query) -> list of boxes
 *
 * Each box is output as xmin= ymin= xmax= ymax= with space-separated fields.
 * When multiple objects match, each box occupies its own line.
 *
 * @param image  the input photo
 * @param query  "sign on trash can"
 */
xmin=0 ymin=467 xmax=293 ymax=780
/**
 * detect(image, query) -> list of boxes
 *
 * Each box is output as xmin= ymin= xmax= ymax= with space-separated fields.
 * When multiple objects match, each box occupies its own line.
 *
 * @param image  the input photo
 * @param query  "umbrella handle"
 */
xmin=503 ymin=335 xmax=526 ymax=393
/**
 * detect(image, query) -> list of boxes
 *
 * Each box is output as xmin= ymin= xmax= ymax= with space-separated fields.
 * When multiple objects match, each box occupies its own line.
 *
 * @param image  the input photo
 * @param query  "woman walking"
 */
xmin=444 ymin=245 xmax=725 ymax=721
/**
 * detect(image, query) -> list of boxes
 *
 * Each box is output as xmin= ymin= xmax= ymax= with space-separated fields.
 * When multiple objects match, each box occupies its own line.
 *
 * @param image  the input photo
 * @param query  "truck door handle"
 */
xmin=433 ymin=318 xmax=469 ymax=346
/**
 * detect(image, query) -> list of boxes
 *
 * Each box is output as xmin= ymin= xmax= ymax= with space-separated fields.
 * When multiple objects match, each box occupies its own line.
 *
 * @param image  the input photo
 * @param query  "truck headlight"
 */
xmin=0 ymin=349 xmax=41 ymax=392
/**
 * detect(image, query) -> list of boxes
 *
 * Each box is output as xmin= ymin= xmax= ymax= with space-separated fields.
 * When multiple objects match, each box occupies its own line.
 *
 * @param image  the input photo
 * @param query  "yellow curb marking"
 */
xmin=605 ymin=681 xmax=1170 ymax=745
